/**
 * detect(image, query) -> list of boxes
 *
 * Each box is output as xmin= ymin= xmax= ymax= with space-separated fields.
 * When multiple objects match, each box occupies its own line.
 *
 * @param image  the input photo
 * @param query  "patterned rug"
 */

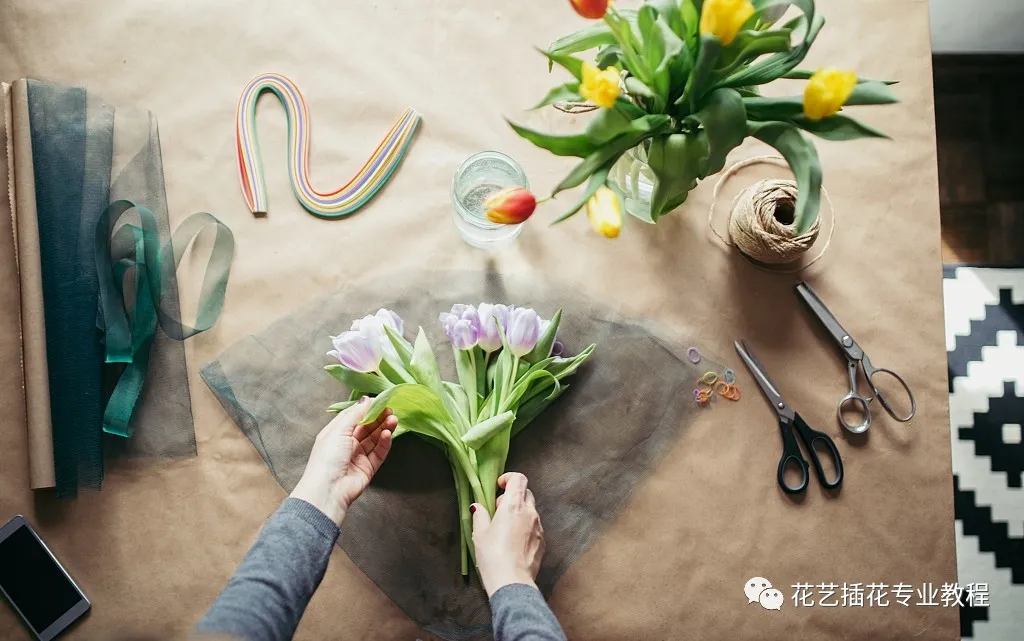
xmin=943 ymin=266 xmax=1024 ymax=641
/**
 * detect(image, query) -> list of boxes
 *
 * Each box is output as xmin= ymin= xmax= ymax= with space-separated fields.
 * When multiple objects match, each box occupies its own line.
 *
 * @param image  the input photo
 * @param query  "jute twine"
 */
xmin=708 ymin=156 xmax=836 ymax=273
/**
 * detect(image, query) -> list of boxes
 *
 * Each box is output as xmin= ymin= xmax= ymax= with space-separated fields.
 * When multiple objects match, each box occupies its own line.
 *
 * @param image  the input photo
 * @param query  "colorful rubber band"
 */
xmin=700 ymin=371 xmax=719 ymax=386
xmin=236 ymin=72 xmax=421 ymax=219
xmin=724 ymin=368 xmax=736 ymax=384
xmin=687 ymin=347 xmax=702 ymax=364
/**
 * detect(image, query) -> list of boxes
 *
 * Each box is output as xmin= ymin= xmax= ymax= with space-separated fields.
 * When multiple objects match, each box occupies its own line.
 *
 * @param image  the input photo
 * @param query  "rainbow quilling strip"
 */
xmin=235 ymin=72 xmax=421 ymax=218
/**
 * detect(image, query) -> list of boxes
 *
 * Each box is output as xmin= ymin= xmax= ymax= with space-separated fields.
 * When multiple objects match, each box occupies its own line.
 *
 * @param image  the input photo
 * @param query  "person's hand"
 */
xmin=471 ymin=472 xmax=545 ymax=597
xmin=290 ymin=397 xmax=396 ymax=526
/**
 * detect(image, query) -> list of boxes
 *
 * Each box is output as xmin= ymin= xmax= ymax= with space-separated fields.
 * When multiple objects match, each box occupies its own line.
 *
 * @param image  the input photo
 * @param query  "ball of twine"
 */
xmin=708 ymin=156 xmax=835 ymax=273
xmin=728 ymin=179 xmax=819 ymax=264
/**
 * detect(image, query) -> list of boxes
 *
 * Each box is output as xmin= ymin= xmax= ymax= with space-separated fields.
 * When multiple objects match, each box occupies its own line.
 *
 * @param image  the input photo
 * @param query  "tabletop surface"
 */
xmin=0 ymin=1 xmax=957 ymax=639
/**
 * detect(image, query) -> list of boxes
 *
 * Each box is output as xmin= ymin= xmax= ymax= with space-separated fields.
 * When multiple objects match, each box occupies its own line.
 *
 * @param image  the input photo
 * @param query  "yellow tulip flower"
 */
xmin=699 ymin=0 xmax=755 ymax=46
xmin=580 ymin=62 xmax=621 ymax=109
xmin=586 ymin=186 xmax=622 ymax=238
xmin=803 ymin=68 xmax=858 ymax=120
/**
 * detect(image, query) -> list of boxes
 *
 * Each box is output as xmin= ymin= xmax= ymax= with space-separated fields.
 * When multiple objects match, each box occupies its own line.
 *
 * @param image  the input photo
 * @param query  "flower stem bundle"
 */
xmin=325 ymin=305 xmax=595 ymax=574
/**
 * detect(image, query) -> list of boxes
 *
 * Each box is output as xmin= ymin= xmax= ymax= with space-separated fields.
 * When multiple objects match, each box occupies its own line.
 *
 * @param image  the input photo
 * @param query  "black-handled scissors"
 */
xmin=734 ymin=340 xmax=844 ymax=495
xmin=796 ymin=282 xmax=917 ymax=434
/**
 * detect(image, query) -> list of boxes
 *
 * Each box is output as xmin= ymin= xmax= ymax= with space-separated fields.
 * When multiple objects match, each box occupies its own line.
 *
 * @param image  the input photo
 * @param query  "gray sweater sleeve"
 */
xmin=490 ymin=583 xmax=568 ymax=641
xmin=194 ymin=498 xmax=339 ymax=641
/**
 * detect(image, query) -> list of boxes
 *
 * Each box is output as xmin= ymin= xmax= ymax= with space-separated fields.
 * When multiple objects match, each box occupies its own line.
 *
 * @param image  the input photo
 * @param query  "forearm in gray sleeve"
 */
xmin=194 ymin=498 xmax=339 ymax=641
xmin=490 ymin=583 xmax=568 ymax=641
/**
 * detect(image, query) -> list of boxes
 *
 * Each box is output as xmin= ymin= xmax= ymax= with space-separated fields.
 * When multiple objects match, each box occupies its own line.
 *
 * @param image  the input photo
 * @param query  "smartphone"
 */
xmin=0 ymin=515 xmax=90 ymax=640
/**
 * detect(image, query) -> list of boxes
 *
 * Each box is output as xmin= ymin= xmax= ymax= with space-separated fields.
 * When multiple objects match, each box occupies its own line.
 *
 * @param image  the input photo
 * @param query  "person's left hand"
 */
xmin=290 ymin=397 xmax=396 ymax=526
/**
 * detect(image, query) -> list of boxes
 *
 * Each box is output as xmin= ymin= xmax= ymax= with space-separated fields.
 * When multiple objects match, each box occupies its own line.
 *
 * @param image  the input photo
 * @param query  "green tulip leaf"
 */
xmin=511 ymin=385 xmax=568 ymax=438
xmin=327 ymin=400 xmax=357 ymax=414
xmin=325 ymin=364 xmax=391 ymax=395
xmin=539 ymin=48 xmax=585 ymax=82
xmin=596 ymin=45 xmax=625 ymax=70
xmin=747 ymin=120 xmax=822 ymax=234
xmin=845 ymin=80 xmax=900 ymax=106
xmin=550 ymin=161 xmax=614 ymax=224
xmin=409 ymin=327 xmax=445 ymax=398
xmin=714 ymin=28 xmax=793 ymax=79
xmin=547 ymin=24 xmax=619 ymax=62
xmin=678 ymin=35 xmax=722 ymax=113
xmin=507 ymin=120 xmax=598 ymax=158
xmin=624 ymin=76 xmax=656 ymax=101
xmin=791 ymin=113 xmax=890 ymax=141
xmin=443 ymin=381 xmax=472 ymax=427
xmin=360 ymin=383 xmax=457 ymax=446
xmin=719 ymin=0 xmax=822 ymax=89
xmin=585 ymin=108 xmax=635 ymax=144
xmin=532 ymin=82 xmax=583 ymax=110
xmin=553 ymin=116 xmax=672 ymax=194
xmin=647 ymin=131 xmax=710 ymax=219
xmin=461 ymin=411 xmax=516 ymax=450
xmin=648 ymin=0 xmax=684 ymax=34
xmin=784 ymin=69 xmax=899 ymax=86
xmin=381 ymin=324 xmax=413 ymax=368
xmin=684 ymin=88 xmax=747 ymax=177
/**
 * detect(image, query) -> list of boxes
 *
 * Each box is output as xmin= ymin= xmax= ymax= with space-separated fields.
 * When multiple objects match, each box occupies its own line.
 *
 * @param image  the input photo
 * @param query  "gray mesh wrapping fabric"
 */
xmin=200 ymin=269 xmax=726 ymax=640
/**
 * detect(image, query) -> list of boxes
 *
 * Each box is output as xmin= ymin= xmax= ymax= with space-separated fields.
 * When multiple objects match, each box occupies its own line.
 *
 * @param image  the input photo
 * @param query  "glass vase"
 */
xmin=611 ymin=144 xmax=658 ymax=222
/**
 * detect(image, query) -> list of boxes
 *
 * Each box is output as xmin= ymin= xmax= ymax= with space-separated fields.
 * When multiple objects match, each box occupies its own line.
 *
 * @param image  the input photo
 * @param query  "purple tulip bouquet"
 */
xmin=325 ymin=305 xmax=595 ymax=574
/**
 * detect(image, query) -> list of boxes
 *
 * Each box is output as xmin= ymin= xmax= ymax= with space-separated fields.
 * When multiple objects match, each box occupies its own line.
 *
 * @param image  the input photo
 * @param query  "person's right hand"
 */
xmin=471 ymin=472 xmax=545 ymax=598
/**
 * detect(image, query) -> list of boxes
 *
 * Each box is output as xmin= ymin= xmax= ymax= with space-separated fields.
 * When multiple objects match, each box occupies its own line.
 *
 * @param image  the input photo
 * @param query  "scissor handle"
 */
xmin=837 ymin=392 xmax=872 ymax=434
xmin=776 ymin=419 xmax=809 ymax=494
xmin=862 ymin=355 xmax=917 ymax=423
xmin=792 ymin=413 xmax=844 ymax=490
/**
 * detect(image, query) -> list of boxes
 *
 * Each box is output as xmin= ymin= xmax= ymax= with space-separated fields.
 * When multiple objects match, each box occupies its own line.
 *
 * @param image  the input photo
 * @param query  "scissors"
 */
xmin=734 ymin=340 xmax=844 ymax=495
xmin=796 ymin=282 xmax=917 ymax=434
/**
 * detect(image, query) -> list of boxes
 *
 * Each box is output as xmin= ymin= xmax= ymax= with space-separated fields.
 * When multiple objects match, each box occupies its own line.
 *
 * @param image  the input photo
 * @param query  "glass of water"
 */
xmin=451 ymin=151 xmax=529 ymax=250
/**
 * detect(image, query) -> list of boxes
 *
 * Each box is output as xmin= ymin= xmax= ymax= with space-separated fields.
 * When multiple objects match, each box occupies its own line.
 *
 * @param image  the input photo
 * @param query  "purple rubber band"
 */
xmin=687 ymin=347 xmax=701 ymax=364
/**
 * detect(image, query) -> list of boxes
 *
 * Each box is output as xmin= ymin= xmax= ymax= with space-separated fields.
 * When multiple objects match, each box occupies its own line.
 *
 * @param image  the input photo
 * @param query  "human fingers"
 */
xmin=470 ymin=503 xmax=490 ymax=535
xmin=497 ymin=472 xmax=528 ymax=508
xmin=352 ymin=407 xmax=393 ymax=441
xmin=365 ymin=427 xmax=393 ymax=472
xmin=356 ymin=414 xmax=397 ymax=453
xmin=525 ymin=489 xmax=535 ymax=508
xmin=329 ymin=397 xmax=372 ymax=435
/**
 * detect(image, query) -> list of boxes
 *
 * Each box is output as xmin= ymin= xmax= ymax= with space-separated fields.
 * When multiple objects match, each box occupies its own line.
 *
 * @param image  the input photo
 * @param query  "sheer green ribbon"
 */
xmin=95 ymin=199 xmax=234 ymax=438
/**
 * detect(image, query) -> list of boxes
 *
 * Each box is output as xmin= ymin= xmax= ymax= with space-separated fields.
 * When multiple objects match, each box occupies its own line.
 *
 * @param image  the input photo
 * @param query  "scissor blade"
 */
xmin=733 ymin=340 xmax=788 ymax=416
xmin=796 ymin=282 xmax=857 ymax=356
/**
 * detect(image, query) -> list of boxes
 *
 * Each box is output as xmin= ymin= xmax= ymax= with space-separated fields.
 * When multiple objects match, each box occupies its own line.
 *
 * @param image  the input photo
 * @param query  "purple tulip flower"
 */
xmin=506 ymin=306 xmax=541 ymax=357
xmin=351 ymin=308 xmax=405 ymax=361
xmin=439 ymin=304 xmax=482 ymax=350
xmin=327 ymin=325 xmax=382 ymax=373
xmin=477 ymin=303 xmax=509 ymax=353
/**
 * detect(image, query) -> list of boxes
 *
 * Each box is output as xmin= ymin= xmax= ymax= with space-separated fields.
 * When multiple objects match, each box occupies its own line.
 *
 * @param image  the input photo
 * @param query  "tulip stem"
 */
xmin=536 ymin=195 xmax=553 ymax=205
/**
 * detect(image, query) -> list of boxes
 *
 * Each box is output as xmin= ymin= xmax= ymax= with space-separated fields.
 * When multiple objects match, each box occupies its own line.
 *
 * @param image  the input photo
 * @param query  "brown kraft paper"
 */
xmin=0 ymin=1 xmax=957 ymax=638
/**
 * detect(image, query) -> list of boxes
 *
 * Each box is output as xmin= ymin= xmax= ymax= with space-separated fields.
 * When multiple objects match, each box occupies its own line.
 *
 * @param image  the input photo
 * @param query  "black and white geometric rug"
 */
xmin=943 ymin=265 xmax=1024 ymax=641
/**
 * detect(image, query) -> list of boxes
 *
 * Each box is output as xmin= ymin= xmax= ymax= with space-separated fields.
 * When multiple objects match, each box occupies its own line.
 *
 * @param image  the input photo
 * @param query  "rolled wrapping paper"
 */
xmin=9 ymin=80 xmax=55 ymax=489
xmin=235 ymin=72 xmax=421 ymax=218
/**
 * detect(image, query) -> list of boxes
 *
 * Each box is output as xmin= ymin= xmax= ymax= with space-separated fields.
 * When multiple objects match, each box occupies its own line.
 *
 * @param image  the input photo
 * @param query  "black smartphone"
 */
xmin=0 ymin=515 xmax=90 ymax=640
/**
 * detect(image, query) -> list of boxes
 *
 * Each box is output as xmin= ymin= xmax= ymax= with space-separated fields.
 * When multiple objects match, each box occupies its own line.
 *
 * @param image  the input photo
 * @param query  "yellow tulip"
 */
xmin=585 ymin=186 xmax=622 ymax=238
xmin=803 ymin=68 xmax=858 ymax=121
xmin=580 ymin=62 xmax=621 ymax=109
xmin=699 ymin=0 xmax=755 ymax=46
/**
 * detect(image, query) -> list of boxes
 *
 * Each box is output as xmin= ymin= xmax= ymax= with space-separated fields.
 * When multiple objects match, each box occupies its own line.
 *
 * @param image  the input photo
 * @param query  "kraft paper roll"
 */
xmin=10 ymin=79 xmax=55 ymax=489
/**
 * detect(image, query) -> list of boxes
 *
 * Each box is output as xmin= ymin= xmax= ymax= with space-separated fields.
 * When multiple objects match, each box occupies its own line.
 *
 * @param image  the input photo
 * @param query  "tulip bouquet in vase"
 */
xmin=326 ymin=306 xmax=595 ymax=574
xmin=495 ymin=0 xmax=897 ymax=239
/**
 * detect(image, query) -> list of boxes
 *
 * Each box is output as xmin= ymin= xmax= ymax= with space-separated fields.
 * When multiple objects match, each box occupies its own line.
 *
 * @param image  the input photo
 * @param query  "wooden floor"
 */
xmin=935 ymin=55 xmax=1024 ymax=264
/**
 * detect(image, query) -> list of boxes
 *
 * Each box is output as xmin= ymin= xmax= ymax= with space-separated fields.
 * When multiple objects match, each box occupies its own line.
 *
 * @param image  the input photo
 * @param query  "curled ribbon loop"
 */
xmin=96 ymin=200 xmax=234 ymax=438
